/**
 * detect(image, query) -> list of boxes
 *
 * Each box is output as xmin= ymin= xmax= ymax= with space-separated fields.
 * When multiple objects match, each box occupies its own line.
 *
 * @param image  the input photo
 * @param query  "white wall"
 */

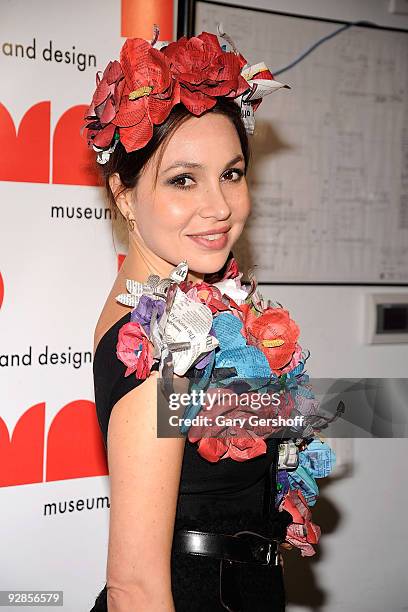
xmin=260 ymin=284 xmax=408 ymax=379
xmin=211 ymin=1 xmax=408 ymax=610
xmin=259 ymin=283 xmax=408 ymax=611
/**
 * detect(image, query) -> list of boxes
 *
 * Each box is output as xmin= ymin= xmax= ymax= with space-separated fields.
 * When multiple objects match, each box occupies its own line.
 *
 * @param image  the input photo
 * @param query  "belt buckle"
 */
xmin=255 ymin=539 xmax=279 ymax=566
xmin=235 ymin=531 xmax=279 ymax=567
xmin=265 ymin=541 xmax=279 ymax=566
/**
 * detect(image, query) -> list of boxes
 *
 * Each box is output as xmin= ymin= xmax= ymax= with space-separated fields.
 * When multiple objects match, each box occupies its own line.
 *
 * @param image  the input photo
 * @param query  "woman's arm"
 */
xmin=105 ymin=370 xmax=185 ymax=612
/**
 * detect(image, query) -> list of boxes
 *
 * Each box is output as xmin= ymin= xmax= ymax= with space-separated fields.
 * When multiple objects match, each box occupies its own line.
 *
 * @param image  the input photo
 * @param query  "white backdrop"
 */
xmin=0 ymin=1 xmax=172 ymax=609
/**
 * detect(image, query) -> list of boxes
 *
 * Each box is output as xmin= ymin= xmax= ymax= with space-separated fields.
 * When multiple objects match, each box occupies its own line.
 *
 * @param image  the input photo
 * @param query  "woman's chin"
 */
xmin=184 ymin=249 xmax=231 ymax=276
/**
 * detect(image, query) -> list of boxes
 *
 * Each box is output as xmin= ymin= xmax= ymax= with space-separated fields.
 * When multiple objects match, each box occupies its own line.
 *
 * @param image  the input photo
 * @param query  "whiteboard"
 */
xmin=195 ymin=1 xmax=408 ymax=284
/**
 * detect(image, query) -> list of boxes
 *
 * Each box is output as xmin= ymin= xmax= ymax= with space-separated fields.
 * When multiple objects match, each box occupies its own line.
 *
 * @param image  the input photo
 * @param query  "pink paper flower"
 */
xmin=280 ymin=489 xmax=321 ymax=556
xmin=187 ymin=388 xmax=282 ymax=462
xmin=186 ymin=281 xmax=229 ymax=314
xmin=116 ymin=321 xmax=154 ymax=379
xmin=191 ymin=430 xmax=267 ymax=463
xmin=279 ymin=343 xmax=303 ymax=375
xmin=223 ymin=256 xmax=240 ymax=279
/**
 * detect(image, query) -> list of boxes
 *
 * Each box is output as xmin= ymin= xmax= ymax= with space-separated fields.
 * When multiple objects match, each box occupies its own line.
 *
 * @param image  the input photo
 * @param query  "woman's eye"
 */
xmin=221 ymin=168 xmax=244 ymax=182
xmin=169 ymin=175 xmax=195 ymax=189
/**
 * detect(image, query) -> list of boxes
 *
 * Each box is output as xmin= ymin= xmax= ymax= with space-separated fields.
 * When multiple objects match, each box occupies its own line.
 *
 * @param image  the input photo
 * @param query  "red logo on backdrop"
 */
xmin=0 ymin=102 xmax=101 ymax=186
xmin=0 ymin=272 xmax=4 ymax=309
xmin=121 ymin=0 xmax=174 ymax=40
xmin=0 ymin=102 xmax=50 ymax=183
xmin=118 ymin=253 xmax=125 ymax=270
xmin=0 ymin=401 xmax=108 ymax=487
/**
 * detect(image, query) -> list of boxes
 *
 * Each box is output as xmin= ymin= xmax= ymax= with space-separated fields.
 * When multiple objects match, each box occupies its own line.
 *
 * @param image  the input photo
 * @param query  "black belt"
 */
xmin=173 ymin=528 xmax=281 ymax=566
xmin=173 ymin=529 xmax=283 ymax=611
xmin=172 ymin=458 xmax=289 ymax=610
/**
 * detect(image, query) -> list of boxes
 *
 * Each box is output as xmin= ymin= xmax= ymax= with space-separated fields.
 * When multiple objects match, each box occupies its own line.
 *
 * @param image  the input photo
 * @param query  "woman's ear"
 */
xmin=108 ymin=173 xmax=133 ymax=220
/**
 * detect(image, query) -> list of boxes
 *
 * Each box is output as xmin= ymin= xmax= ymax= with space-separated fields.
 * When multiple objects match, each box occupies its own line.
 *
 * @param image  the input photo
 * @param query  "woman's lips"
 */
xmin=187 ymin=228 xmax=230 ymax=250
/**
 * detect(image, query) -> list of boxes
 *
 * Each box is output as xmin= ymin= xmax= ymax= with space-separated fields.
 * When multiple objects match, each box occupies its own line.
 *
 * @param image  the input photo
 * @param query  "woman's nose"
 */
xmin=198 ymin=183 xmax=232 ymax=220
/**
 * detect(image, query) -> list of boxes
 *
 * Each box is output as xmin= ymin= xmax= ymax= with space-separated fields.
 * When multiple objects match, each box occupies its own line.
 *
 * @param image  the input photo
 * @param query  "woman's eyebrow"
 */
xmin=162 ymin=161 xmax=202 ymax=173
xmin=222 ymin=154 xmax=244 ymax=171
xmin=161 ymin=154 xmax=244 ymax=175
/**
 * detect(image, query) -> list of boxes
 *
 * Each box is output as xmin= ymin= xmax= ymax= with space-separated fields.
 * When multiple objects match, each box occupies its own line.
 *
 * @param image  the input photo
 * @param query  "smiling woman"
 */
xmin=85 ymin=31 xmax=292 ymax=612
xmin=108 ymin=108 xmax=251 ymax=277
xmin=97 ymin=95 xmax=251 ymax=277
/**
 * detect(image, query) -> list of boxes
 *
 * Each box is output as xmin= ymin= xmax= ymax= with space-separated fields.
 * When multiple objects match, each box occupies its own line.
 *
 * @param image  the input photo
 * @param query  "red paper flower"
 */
xmin=186 ymin=282 xmax=229 ymax=314
xmin=248 ymin=66 xmax=275 ymax=113
xmin=116 ymin=321 xmax=154 ymax=379
xmin=239 ymin=304 xmax=301 ymax=375
xmin=187 ymin=387 xmax=291 ymax=462
xmin=84 ymin=60 xmax=125 ymax=149
xmin=190 ymin=430 xmax=267 ymax=463
xmin=201 ymin=255 xmax=240 ymax=285
xmin=112 ymin=38 xmax=180 ymax=152
xmin=280 ymin=489 xmax=321 ymax=557
xmin=163 ymin=32 xmax=249 ymax=115
xmin=223 ymin=256 xmax=240 ymax=279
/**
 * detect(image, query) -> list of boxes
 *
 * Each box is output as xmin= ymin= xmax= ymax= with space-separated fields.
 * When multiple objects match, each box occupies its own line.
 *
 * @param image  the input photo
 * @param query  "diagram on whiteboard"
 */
xmin=196 ymin=2 xmax=408 ymax=283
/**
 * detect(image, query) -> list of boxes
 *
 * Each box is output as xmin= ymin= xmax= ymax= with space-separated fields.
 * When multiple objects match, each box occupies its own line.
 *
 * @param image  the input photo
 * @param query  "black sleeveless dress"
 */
xmin=90 ymin=312 xmax=290 ymax=611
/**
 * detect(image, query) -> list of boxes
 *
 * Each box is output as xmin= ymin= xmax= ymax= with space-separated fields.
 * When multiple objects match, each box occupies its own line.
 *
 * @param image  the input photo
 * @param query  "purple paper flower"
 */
xmin=195 ymin=326 xmax=217 ymax=369
xmin=276 ymin=470 xmax=290 ymax=507
xmin=130 ymin=295 xmax=165 ymax=335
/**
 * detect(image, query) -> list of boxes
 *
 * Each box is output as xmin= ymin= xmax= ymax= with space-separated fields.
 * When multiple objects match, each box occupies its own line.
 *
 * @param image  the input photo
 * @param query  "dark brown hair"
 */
xmin=98 ymin=97 xmax=250 ymax=212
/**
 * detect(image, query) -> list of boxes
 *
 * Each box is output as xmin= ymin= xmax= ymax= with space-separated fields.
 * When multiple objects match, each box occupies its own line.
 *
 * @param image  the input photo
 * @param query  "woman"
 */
xmin=87 ymin=32 xmax=305 ymax=612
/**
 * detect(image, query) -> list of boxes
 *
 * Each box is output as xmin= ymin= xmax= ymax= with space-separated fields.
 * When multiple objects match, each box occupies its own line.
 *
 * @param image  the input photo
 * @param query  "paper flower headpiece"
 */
xmin=83 ymin=27 xmax=290 ymax=164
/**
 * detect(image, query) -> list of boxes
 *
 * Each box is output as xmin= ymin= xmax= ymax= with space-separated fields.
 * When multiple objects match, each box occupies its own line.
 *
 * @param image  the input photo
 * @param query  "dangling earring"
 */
xmin=126 ymin=212 xmax=135 ymax=232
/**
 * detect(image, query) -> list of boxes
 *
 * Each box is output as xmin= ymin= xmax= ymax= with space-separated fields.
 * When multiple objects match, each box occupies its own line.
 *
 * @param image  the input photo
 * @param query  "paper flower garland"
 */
xmin=114 ymin=257 xmax=338 ymax=556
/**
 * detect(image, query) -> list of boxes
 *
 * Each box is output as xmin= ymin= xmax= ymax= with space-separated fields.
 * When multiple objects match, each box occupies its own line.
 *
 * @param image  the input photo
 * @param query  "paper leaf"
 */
xmin=115 ymin=293 xmax=138 ymax=307
xmin=170 ymin=260 xmax=188 ymax=283
xmin=126 ymin=279 xmax=144 ymax=296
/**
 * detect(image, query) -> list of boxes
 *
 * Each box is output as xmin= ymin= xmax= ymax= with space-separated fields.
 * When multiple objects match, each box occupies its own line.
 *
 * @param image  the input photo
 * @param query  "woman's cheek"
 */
xmin=230 ymin=182 xmax=250 ymax=214
xmin=155 ymin=197 xmax=193 ymax=228
xmin=235 ymin=193 xmax=251 ymax=224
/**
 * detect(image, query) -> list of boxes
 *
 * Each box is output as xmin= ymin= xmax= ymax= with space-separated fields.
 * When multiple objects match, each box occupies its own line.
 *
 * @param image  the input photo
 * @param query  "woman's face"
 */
xmin=127 ymin=112 xmax=251 ymax=275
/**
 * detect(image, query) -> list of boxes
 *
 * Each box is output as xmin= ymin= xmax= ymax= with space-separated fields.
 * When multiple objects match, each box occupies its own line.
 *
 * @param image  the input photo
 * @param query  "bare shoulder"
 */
xmin=107 ymin=370 xmax=185 ymax=478
xmin=93 ymin=278 xmax=129 ymax=353
xmin=108 ymin=370 xmax=161 ymax=449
